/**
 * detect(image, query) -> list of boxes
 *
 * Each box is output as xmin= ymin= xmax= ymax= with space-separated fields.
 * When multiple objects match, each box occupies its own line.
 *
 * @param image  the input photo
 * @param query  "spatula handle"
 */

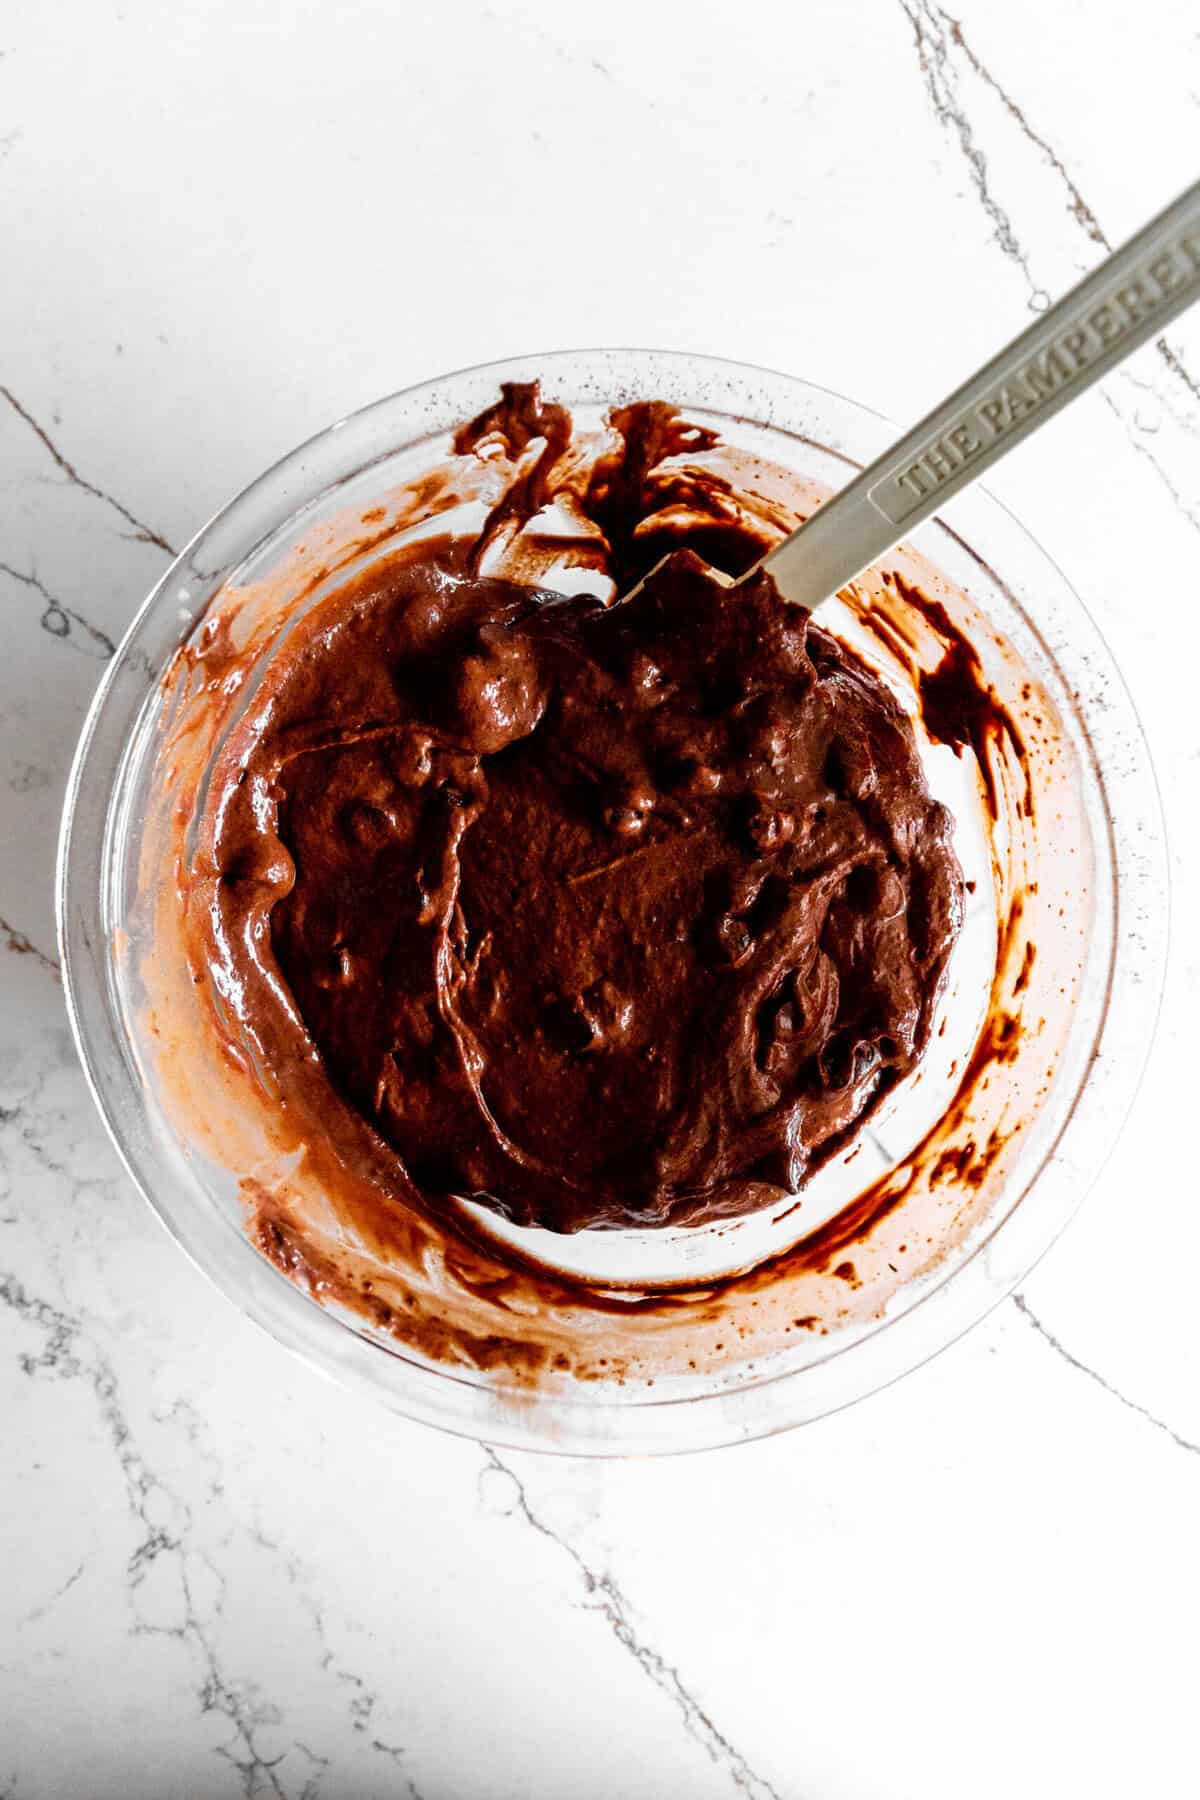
xmin=762 ymin=178 xmax=1200 ymax=611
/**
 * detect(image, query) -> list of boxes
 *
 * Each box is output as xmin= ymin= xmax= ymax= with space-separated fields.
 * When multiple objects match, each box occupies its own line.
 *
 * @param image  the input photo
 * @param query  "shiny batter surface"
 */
xmin=195 ymin=387 xmax=964 ymax=1233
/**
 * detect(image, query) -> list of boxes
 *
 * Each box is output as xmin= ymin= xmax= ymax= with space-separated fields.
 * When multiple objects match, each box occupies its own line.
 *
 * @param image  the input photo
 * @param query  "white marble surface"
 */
xmin=3 ymin=2 xmax=1200 ymax=1794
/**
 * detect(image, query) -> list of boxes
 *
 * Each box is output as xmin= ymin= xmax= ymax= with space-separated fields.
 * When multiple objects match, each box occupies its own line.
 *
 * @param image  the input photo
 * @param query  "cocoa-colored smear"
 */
xmin=189 ymin=389 xmax=962 ymax=1234
xmin=141 ymin=382 xmax=1085 ymax=1388
xmin=894 ymin=572 xmax=1029 ymax=822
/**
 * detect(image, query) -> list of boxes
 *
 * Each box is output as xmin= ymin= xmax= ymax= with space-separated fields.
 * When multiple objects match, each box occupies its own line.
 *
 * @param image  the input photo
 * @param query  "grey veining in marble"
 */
xmin=4 ymin=2 xmax=1200 ymax=1794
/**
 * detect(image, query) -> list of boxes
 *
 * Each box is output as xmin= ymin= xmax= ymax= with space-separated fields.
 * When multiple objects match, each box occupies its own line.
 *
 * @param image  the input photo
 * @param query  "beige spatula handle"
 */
xmin=762 ymin=178 xmax=1200 ymax=611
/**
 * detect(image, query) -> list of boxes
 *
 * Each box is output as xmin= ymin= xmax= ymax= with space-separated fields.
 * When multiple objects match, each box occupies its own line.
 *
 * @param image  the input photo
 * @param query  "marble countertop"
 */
xmin=3 ymin=3 xmax=1199 ymax=1794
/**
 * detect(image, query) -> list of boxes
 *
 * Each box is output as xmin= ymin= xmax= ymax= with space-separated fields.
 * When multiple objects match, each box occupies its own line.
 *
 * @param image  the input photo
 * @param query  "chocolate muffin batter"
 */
xmin=196 ymin=387 xmax=964 ymax=1233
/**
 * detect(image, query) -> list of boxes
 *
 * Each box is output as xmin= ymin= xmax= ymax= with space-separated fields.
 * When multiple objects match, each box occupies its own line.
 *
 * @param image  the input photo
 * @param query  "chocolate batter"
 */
xmin=194 ymin=387 xmax=964 ymax=1234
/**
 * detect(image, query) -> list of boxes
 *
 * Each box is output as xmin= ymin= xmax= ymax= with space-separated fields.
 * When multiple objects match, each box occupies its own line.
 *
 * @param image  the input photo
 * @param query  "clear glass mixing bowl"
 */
xmin=58 ymin=350 xmax=1167 ymax=1453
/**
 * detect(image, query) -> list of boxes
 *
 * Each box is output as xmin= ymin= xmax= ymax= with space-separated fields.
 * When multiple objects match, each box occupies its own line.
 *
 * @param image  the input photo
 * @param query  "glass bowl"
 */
xmin=57 ymin=349 xmax=1167 ymax=1454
